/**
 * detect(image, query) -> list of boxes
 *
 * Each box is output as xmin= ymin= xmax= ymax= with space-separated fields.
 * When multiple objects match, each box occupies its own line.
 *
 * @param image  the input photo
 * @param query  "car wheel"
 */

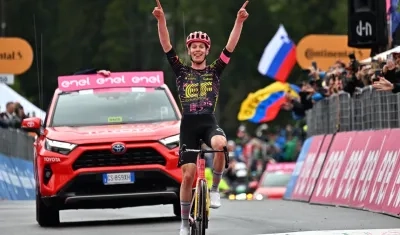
xmin=36 ymin=189 xmax=60 ymax=227
xmin=173 ymin=201 xmax=181 ymax=218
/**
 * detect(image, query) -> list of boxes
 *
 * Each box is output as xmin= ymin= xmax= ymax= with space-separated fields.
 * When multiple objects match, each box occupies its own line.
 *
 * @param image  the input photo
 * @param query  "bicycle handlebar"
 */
xmin=180 ymin=148 xmax=227 ymax=153
xmin=179 ymin=139 xmax=230 ymax=168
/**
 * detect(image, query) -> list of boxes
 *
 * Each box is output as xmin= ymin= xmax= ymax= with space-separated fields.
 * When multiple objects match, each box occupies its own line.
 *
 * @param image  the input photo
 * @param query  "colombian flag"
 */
xmin=237 ymin=82 xmax=300 ymax=123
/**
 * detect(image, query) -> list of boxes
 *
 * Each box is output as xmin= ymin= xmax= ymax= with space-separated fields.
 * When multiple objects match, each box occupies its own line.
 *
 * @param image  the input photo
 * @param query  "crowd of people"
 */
xmin=0 ymin=101 xmax=31 ymax=129
xmin=208 ymin=123 xmax=306 ymax=179
xmin=282 ymin=51 xmax=400 ymax=119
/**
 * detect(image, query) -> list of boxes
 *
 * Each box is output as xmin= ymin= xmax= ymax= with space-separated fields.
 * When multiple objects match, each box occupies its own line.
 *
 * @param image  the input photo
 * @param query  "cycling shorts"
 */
xmin=178 ymin=114 xmax=226 ymax=167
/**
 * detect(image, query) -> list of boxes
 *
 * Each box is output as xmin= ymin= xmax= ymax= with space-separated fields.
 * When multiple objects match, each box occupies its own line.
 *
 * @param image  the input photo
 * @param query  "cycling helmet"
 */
xmin=186 ymin=31 xmax=211 ymax=49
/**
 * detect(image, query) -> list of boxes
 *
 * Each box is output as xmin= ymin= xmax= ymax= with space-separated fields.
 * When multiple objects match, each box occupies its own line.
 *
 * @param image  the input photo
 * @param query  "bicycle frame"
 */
xmin=179 ymin=139 xmax=229 ymax=233
xmin=193 ymin=150 xmax=210 ymax=220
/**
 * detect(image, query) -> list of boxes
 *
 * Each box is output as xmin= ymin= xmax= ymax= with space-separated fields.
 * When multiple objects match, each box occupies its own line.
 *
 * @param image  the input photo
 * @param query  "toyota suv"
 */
xmin=21 ymin=71 xmax=183 ymax=227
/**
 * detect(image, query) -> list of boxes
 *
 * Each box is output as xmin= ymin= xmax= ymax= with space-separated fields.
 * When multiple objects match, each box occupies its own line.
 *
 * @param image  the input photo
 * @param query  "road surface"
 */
xmin=0 ymin=200 xmax=398 ymax=235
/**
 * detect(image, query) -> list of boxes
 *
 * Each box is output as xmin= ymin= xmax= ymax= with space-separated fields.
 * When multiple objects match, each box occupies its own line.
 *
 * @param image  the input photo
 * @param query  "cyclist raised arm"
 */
xmin=153 ymin=0 xmax=172 ymax=53
xmin=153 ymin=1 xmax=249 ymax=234
xmin=225 ymin=1 xmax=249 ymax=53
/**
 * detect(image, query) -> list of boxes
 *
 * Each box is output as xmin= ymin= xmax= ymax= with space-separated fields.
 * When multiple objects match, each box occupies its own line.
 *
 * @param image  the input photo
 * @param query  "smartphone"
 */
xmin=372 ymin=70 xmax=381 ymax=83
xmin=311 ymin=61 xmax=317 ymax=70
xmin=372 ymin=77 xmax=380 ymax=82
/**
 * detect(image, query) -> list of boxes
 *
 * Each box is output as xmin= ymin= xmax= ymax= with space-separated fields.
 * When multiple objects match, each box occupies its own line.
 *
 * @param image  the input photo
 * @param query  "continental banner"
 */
xmin=296 ymin=34 xmax=371 ymax=71
xmin=0 ymin=37 xmax=34 ymax=75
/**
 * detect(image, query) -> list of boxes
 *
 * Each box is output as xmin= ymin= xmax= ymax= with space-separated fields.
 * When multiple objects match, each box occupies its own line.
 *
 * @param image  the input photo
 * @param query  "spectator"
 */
xmin=284 ymin=80 xmax=325 ymax=119
xmin=0 ymin=102 xmax=15 ymax=121
xmin=0 ymin=101 xmax=29 ymax=129
xmin=281 ymin=132 xmax=299 ymax=162
xmin=282 ymin=51 xmax=400 ymax=120
xmin=372 ymin=76 xmax=400 ymax=92
xmin=0 ymin=102 xmax=16 ymax=128
xmin=13 ymin=103 xmax=28 ymax=129
xmin=0 ymin=118 xmax=7 ymax=128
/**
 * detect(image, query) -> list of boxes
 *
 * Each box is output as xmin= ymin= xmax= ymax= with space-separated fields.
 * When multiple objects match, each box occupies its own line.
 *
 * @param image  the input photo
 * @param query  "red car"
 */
xmin=251 ymin=163 xmax=295 ymax=200
xmin=21 ymin=71 xmax=183 ymax=227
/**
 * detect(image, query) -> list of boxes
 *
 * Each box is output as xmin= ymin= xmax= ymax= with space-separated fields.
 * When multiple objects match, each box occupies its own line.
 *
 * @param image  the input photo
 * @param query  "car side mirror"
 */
xmin=249 ymin=180 xmax=259 ymax=189
xmin=21 ymin=117 xmax=42 ymax=136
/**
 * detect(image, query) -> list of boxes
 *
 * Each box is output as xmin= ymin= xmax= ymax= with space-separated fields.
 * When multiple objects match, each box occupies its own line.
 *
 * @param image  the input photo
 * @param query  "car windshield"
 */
xmin=260 ymin=172 xmax=292 ymax=187
xmin=50 ymin=88 xmax=178 ymax=127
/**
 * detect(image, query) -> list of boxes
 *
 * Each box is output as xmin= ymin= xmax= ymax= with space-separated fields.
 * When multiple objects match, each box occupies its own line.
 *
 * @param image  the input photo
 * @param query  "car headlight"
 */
xmin=160 ymin=134 xmax=179 ymax=149
xmin=235 ymin=193 xmax=247 ymax=200
xmin=254 ymin=193 xmax=265 ymax=201
xmin=45 ymin=138 xmax=77 ymax=155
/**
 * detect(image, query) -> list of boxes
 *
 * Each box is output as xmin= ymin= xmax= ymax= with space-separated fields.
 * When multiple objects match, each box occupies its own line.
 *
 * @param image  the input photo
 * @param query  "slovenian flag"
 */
xmin=257 ymin=24 xmax=296 ymax=83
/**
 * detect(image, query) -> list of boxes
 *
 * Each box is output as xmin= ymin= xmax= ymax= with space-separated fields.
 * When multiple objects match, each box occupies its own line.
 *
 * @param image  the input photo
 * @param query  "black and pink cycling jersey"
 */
xmin=165 ymin=48 xmax=231 ymax=115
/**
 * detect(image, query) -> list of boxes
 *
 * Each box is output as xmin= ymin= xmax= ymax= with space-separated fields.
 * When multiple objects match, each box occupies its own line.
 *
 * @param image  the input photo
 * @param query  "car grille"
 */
xmin=72 ymin=147 xmax=166 ymax=170
xmin=58 ymin=171 xmax=180 ymax=195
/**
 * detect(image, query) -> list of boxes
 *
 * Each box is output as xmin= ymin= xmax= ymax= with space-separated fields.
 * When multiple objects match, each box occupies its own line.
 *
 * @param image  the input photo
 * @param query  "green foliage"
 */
xmin=5 ymin=0 xmax=347 ymax=137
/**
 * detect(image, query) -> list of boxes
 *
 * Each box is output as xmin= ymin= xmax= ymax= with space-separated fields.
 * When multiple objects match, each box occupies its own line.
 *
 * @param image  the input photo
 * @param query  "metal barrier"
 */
xmin=306 ymin=85 xmax=400 ymax=136
xmin=0 ymin=128 xmax=34 ymax=161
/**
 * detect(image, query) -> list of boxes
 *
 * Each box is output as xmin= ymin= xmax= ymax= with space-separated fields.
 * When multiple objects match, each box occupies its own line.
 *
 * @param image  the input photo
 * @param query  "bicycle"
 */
xmin=179 ymin=139 xmax=229 ymax=235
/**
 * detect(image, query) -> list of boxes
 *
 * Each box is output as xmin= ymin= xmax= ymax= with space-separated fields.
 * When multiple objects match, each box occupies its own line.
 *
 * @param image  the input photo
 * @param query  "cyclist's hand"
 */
xmin=152 ymin=0 xmax=165 ymax=21
xmin=97 ymin=70 xmax=111 ymax=77
xmin=236 ymin=1 xmax=249 ymax=23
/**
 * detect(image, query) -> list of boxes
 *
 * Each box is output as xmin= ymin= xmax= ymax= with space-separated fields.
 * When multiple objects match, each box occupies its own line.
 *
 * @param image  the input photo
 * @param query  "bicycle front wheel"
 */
xmin=193 ymin=179 xmax=208 ymax=235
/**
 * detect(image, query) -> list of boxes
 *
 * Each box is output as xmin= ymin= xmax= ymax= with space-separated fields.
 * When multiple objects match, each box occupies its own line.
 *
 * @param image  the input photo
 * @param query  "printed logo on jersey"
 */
xmin=185 ymin=76 xmax=197 ymax=81
xmin=184 ymin=82 xmax=212 ymax=98
xmin=203 ymin=74 xmax=213 ymax=81
xmin=185 ymin=73 xmax=212 ymax=81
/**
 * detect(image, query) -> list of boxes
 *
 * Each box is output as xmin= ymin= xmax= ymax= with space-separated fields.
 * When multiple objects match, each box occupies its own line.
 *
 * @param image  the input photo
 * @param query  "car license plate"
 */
xmin=102 ymin=172 xmax=135 ymax=185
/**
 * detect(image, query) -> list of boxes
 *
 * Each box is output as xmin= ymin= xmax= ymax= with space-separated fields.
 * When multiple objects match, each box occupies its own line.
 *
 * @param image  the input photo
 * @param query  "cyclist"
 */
xmin=152 ymin=0 xmax=249 ymax=234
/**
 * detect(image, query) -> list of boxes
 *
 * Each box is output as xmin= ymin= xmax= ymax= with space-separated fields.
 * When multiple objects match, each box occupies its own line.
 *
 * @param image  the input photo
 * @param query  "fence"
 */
xmin=0 ymin=128 xmax=35 ymax=161
xmin=306 ymin=85 xmax=400 ymax=136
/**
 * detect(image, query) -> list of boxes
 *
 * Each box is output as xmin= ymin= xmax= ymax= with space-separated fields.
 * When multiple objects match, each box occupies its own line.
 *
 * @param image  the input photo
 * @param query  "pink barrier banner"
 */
xmin=330 ymin=131 xmax=373 ymax=206
xmin=302 ymin=134 xmax=333 ymax=200
xmin=290 ymin=135 xmax=325 ymax=201
xmin=310 ymin=132 xmax=356 ymax=204
xmin=57 ymin=71 xmax=164 ymax=92
xmin=382 ymin=132 xmax=400 ymax=215
xmin=348 ymin=130 xmax=390 ymax=209
xmin=365 ymin=129 xmax=400 ymax=213
xmin=286 ymin=129 xmax=400 ymax=217
xmin=292 ymin=135 xmax=332 ymax=201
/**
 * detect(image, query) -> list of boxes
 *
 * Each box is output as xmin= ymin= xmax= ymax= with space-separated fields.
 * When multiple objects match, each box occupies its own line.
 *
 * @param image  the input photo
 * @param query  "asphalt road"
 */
xmin=0 ymin=200 xmax=398 ymax=235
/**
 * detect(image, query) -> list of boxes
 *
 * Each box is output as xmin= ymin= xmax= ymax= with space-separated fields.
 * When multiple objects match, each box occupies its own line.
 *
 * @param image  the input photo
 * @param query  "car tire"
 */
xmin=36 ymin=189 xmax=60 ymax=227
xmin=173 ymin=201 xmax=181 ymax=218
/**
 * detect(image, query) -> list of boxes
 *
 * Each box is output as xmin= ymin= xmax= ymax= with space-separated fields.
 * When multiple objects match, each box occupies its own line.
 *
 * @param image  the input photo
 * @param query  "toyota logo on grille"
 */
xmin=111 ymin=142 xmax=126 ymax=154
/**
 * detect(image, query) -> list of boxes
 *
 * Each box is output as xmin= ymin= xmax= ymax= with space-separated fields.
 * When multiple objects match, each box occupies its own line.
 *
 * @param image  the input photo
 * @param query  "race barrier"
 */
xmin=0 ymin=153 xmax=35 ymax=200
xmin=284 ymin=129 xmax=400 ymax=218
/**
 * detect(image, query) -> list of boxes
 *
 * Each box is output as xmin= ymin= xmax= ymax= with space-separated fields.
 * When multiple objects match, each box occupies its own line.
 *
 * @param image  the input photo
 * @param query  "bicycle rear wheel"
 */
xmin=191 ymin=180 xmax=208 ymax=235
